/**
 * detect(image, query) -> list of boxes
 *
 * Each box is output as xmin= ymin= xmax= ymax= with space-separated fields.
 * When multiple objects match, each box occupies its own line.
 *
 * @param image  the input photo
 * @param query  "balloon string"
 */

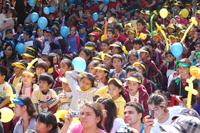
xmin=155 ymin=23 xmax=169 ymax=52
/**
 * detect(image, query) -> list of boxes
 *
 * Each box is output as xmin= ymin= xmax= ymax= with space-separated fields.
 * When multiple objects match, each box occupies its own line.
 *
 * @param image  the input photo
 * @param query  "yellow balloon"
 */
xmin=54 ymin=110 xmax=69 ymax=122
xmin=139 ymin=33 xmax=147 ymax=40
xmin=0 ymin=107 xmax=14 ymax=123
xmin=159 ymin=8 xmax=168 ymax=19
xmin=179 ymin=9 xmax=189 ymax=18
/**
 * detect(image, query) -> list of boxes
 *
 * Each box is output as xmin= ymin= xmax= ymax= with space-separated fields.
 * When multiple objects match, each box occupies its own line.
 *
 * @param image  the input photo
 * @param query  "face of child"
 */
xmin=79 ymin=77 xmax=92 ymax=91
xmin=112 ymin=58 xmax=122 ymax=70
xmin=22 ymin=74 xmax=33 ymax=86
xmin=101 ymin=43 xmax=109 ymax=52
xmin=14 ymin=67 xmax=23 ymax=76
xmin=107 ymin=31 xmax=114 ymax=39
xmin=37 ymin=29 xmax=43 ymax=37
xmin=60 ymin=62 xmax=70 ymax=75
xmin=36 ymin=67 xmax=46 ymax=77
xmin=95 ymin=69 xmax=107 ymax=81
xmin=88 ymin=63 xmax=97 ymax=76
xmin=70 ymin=27 xmax=76 ymax=36
xmin=111 ymin=47 xmax=120 ymax=54
xmin=139 ymin=52 xmax=148 ymax=61
xmin=79 ymin=51 xmax=88 ymax=61
xmin=108 ymin=83 xmax=121 ymax=99
xmin=39 ymin=80 xmax=51 ymax=92
xmin=127 ymin=81 xmax=140 ymax=95
xmin=89 ymin=35 xmax=95 ymax=42
xmin=0 ymin=74 xmax=6 ymax=84
xmin=129 ymin=55 xmax=138 ymax=64
xmin=133 ymin=44 xmax=141 ymax=50
xmin=137 ymin=23 xmax=144 ymax=32
xmin=103 ymin=56 xmax=112 ymax=67
xmin=80 ymin=105 xmax=100 ymax=129
xmin=62 ymin=82 xmax=71 ymax=92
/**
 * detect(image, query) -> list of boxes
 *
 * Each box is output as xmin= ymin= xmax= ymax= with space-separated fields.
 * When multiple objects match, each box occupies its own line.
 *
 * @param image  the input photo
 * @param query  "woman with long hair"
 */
xmin=13 ymin=96 xmax=37 ymax=133
xmin=97 ymin=98 xmax=126 ymax=133
xmin=60 ymin=102 xmax=106 ymax=133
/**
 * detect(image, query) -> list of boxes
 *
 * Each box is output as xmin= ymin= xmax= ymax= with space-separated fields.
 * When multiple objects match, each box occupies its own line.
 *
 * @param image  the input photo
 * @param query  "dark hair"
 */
xmin=125 ymin=102 xmax=144 ymax=114
xmin=39 ymin=73 xmax=54 ymax=85
xmin=79 ymin=48 xmax=92 ymax=57
xmin=101 ymin=40 xmax=110 ymax=45
xmin=108 ymin=79 xmax=124 ymax=95
xmin=127 ymin=49 xmax=138 ymax=61
xmin=60 ymin=58 xmax=73 ymax=70
xmin=48 ymin=53 xmax=58 ymax=67
xmin=37 ymin=112 xmax=58 ymax=133
xmin=0 ymin=65 xmax=7 ymax=76
xmin=131 ymin=72 xmax=144 ymax=84
xmin=19 ymin=96 xmax=36 ymax=117
xmin=126 ymin=66 xmax=138 ymax=73
xmin=97 ymin=98 xmax=117 ymax=133
xmin=35 ymin=62 xmax=48 ymax=72
xmin=137 ymin=19 xmax=146 ymax=26
xmin=83 ymin=103 xmax=103 ymax=129
xmin=112 ymin=54 xmax=123 ymax=62
xmin=114 ymin=24 xmax=123 ymax=32
xmin=80 ymin=72 xmax=96 ymax=87
xmin=3 ymin=42 xmax=16 ymax=59
xmin=148 ymin=93 xmax=167 ymax=107
xmin=133 ymin=38 xmax=143 ymax=46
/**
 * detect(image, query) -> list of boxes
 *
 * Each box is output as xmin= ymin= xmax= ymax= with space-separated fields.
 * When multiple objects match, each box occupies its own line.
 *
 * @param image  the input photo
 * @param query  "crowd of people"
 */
xmin=0 ymin=0 xmax=200 ymax=133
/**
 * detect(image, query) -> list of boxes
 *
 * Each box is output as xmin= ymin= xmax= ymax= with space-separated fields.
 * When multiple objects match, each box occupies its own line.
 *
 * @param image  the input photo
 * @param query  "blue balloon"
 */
xmin=15 ymin=43 xmax=25 ymax=54
xmin=92 ymin=12 xmax=98 ymax=21
xmin=31 ymin=12 xmax=39 ymax=23
xmin=103 ymin=0 xmax=109 ymax=4
xmin=28 ymin=0 xmax=36 ymax=7
xmin=43 ymin=7 xmax=50 ymax=15
xmin=72 ymin=57 xmax=86 ymax=72
xmin=38 ymin=17 xmax=48 ymax=30
xmin=170 ymin=42 xmax=183 ymax=58
xmin=49 ymin=6 xmax=57 ymax=13
xmin=60 ymin=26 xmax=70 ymax=38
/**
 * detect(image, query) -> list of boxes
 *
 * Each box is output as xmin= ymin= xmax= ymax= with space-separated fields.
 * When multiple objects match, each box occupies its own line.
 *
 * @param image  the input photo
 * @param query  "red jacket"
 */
xmin=123 ymin=85 xmax=149 ymax=116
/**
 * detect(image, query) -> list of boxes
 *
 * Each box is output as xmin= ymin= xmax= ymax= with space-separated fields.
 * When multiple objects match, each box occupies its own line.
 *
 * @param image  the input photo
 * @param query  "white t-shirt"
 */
xmin=129 ymin=91 xmax=139 ymax=103
xmin=150 ymin=106 xmax=185 ymax=133
xmin=110 ymin=118 xmax=126 ymax=133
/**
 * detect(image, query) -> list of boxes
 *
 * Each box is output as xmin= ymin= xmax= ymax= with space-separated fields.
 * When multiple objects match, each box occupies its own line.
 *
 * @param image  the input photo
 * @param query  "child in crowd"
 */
xmin=108 ymin=78 xmax=126 ymax=118
xmin=15 ymin=70 xmax=39 ymax=98
xmin=9 ymin=60 xmax=27 ymax=89
xmin=110 ymin=54 xmax=126 ymax=82
xmin=32 ymin=73 xmax=59 ymax=113
xmin=0 ymin=65 xmax=13 ymax=108
xmin=57 ymin=77 xmax=73 ymax=110
xmin=125 ymin=72 xmax=149 ymax=116
xmin=65 ymin=71 xmax=97 ymax=110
